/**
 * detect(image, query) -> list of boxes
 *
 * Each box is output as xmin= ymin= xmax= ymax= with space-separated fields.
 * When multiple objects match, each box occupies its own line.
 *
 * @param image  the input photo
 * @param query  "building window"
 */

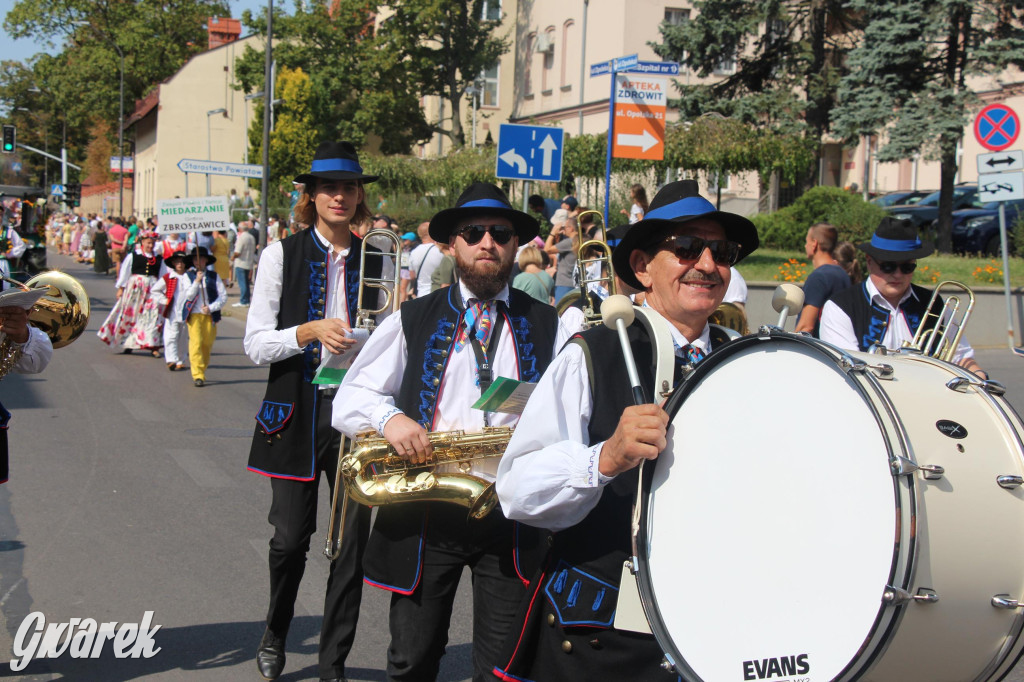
xmin=709 ymin=171 xmax=731 ymax=193
xmin=561 ymin=20 xmax=574 ymax=88
xmin=482 ymin=0 xmax=501 ymax=21
xmin=665 ymin=8 xmax=690 ymax=25
xmin=713 ymin=54 xmax=736 ymax=75
xmin=541 ymin=27 xmax=555 ymax=93
xmin=481 ymin=65 xmax=499 ymax=107
xmin=525 ymin=32 xmax=536 ymax=96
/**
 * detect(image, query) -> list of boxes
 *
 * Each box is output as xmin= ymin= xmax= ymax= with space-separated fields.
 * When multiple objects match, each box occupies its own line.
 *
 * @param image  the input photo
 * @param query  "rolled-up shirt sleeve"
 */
xmin=332 ymin=312 xmax=408 ymax=439
xmin=497 ymin=341 xmax=612 ymax=532
xmin=243 ymin=242 xmax=303 ymax=365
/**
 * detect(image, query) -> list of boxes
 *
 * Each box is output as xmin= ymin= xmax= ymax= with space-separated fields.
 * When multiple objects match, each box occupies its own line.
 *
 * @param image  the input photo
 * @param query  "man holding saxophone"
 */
xmin=243 ymin=142 xmax=385 ymax=682
xmin=334 ymin=182 xmax=572 ymax=681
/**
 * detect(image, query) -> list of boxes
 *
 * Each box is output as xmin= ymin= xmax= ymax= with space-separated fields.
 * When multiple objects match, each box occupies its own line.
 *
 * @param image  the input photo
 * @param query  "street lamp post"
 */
xmin=206 ymin=108 xmax=227 ymax=196
xmin=465 ymin=82 xmax=481 ymax=148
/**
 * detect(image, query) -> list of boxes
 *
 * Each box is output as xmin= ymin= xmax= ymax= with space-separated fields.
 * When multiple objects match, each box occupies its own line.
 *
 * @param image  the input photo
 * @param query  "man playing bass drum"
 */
xmin=334 ymin=182 xmax=574 ymax=681
xmin=494 ymin=180 xmax=759 ymax=681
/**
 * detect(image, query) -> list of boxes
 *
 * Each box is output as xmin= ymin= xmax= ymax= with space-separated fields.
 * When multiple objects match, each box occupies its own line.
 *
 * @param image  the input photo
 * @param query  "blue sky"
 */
xmin=0 ymin=0 xmax=272 ymax=64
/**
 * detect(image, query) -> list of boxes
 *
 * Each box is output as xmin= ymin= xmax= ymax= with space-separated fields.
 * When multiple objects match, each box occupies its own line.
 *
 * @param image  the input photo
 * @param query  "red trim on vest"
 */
xmin=161 ymin=274 xmax=178 ymax=318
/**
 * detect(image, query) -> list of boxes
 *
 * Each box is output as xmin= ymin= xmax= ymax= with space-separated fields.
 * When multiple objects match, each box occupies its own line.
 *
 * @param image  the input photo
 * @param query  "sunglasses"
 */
xmin=455 ymin=224 xmax=516 ymax=245
xmin=877 ymin=261 xmax=917 ymax=275
xmin=658 ymin=235 xmax=741 ymax=266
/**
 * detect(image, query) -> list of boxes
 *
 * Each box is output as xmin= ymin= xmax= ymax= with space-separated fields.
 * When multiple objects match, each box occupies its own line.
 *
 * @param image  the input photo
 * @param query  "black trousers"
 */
xmin=385 ymin=503 xmax=526 ymax=682
xmin=266 ymin=400 xmax=370 ymax=680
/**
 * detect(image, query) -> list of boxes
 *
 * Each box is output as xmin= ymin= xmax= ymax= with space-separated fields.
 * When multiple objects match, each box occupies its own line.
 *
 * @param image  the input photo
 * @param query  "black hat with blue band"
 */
xmin=612 ymin=180 xmax=759 ymax=290
xmin=428 ymin=182 xmax=540 ymax=243
xmin=293 ymin=141 xmax=379 ymax=185
xmin=858 ymin=217 xmax=934 ymax=261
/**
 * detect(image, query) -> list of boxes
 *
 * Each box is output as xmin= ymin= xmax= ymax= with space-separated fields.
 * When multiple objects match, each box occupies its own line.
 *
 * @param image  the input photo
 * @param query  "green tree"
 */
xmin=235 ymin=0 xmax=432 ymax=155
xmin=650 ymin=1 xmax=860 ymax=187
xmin=833 ymin=0 xmax=1024 ymax=251
xmin=248 ymin=66 xmax=319 ymax=196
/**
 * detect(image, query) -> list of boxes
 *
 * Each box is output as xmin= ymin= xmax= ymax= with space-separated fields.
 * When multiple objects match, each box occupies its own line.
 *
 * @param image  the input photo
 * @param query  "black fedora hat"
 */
xmin=428 ymin=182 xmax=539 ymax=243
xmin=612 ymin=180 xmax=759 ymax=290
xmin=293 ymin=141 xmax=379 ymax=186
xmin=191 ymin=245 xmax=217 ymax=265
xmin=163 ymin=250 xmax=191 ymax=267
xmin=858 ymin=217 xmax=934 ymax=261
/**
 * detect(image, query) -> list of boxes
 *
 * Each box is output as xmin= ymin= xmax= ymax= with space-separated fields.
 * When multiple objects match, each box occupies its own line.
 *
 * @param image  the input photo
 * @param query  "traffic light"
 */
xmin=66 ymin=183 xmax=81 ymax=206
xmin=2 ymin=125 xmax=14 ymax=154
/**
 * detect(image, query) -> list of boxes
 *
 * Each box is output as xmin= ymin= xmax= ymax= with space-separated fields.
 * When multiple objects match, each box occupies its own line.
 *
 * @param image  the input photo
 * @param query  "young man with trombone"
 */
xmin=333 ymin=182 xmax=573 ymax=681
xmin=819 ymin=217 xmax=987 ymax=378
xmin=494 ymin=180 xmax=759 ymax=681
xmin=243 ymin=141 xmax=388 ymax=682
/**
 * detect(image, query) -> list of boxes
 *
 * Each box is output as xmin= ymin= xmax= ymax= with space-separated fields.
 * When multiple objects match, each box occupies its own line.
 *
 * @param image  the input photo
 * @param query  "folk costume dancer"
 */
xmin=334 ymin=182 xmax=573 ymax=682
xmin=0 ymin=223 xmax=26 ymax=289
xmin=151 ymin=251 xmax=192 ymax=371
xmin=97 ymin=231 xmax=168 ymax=354
xmin=819 ymin=217 xmax=987 ymax=379
xmin=0 ymin=305 xmax=52 ymax=484
xmin=243 ymin=142 xmax=385 ymax=682
xmin=494 ymin=180 xmax=759 ymax=681
xmin=182 ymin=247 xmax=226 ymax=387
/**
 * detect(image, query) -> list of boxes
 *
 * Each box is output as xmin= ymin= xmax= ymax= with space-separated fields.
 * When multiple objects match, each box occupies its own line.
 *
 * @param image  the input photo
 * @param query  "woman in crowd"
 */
xmin=97 ymin=231 xmax=168 ymax=355
xmin=620 ymin=183 xmax=649 ymax=224
xmin=545 ymin=216 xmax=580 ymax=303
xmin=512 ymin=244 xmax=554 ymax=304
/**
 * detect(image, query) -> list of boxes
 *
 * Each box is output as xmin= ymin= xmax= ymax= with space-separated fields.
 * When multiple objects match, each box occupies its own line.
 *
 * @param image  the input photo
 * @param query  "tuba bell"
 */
xmin=0 ymin=271 xmax=90 ymax=378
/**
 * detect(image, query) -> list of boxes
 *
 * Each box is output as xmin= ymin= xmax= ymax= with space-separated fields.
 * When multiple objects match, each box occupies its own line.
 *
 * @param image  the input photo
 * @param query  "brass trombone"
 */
xmin=323 ymin=227 xmax=402 ymax=560
xmin=903 ymin=280 xmax=975 ymax=362
xmin=555 ymin=210 xmax=618 ymax=329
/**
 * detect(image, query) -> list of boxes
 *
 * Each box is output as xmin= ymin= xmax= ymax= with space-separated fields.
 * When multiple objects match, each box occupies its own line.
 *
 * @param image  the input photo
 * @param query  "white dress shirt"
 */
xmin=819 ymin=278 xmax=973 ymax=361
xmin=151 ymin=271 xmax=191 ymax=323
xmin=183 ymin=268 xmax=227 ymax=315
xmin=243 ymin=228 xmax=393 ymax=376
xmin=496 ymin=308 xmax=710 ymax=531
xmin=0 ymin=228 xmax=27 ymax=289
xmin=12 ymin=327 xmax=53 ymax=374
xmin=333 ymin=280 xmax=575 ymax=482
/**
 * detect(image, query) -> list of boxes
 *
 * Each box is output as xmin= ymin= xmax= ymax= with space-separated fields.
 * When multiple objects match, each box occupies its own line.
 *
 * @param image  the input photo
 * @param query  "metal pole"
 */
xmin=207 ymin=115 xmax=212 ymax=196
xmin=117 ymin=45 xmax=124 ymax=218
xmin=603 ymin=70 xmax=616 ymax=227
xmin=999 ymin=202 xmax=1016 ymax=349
xmin=472 ymin=91 xmax=478 ymax=148
xmin=260 ymin=0 xmax=273 ymax=249
xmin=578 ymin=0 xmax=589 ymax=136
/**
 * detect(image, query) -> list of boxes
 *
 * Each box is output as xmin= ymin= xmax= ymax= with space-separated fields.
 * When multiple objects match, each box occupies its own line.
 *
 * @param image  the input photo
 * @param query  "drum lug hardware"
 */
xmin=998 ymin=475 xmax=1024 ymax=490
xmin=757 ymin=325 xmax=773 ymax=339
xmin=869 ymin=363 xmax=894 ymax=380
xmin=884 ymin=586 xmax=939 ymax=605
xmin=660 ymin=655 xmax=676 ymax=673
xmin=947 ymin=376 xmax=1007 ymax=396
xmin=891 ymin=457 xmax=944 ymax=479
xmin=624 ymin=558 xmax=638 ymax=575
xmin=992 ymin=594 xmax=1024 ymax=609
xmin=839 ymin=355 xmax=868 ymax=373
xmin=659 ymin=380 xmax=673 ymax=399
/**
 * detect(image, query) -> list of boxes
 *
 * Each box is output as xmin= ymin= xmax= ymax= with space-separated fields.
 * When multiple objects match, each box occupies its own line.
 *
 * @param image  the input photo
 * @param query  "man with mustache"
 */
xmin=494 ymin=180 xmax=759 ymax=681
xmin=334 ymin=182 xmax=572 ymax=681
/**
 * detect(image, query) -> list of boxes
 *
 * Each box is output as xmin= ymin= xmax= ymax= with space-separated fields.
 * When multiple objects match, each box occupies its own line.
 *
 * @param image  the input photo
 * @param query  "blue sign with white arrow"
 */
xmin=496 ymin=123 xmax=565 ymax=182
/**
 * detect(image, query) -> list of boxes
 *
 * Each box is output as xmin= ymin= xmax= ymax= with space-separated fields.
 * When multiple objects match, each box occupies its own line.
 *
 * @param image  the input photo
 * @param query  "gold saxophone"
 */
xmin=340 ymin=426 xmax=513 ymax=519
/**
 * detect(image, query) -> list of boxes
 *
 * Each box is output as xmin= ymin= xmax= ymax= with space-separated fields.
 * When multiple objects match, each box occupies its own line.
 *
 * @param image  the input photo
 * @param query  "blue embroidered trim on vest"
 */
xmin=418 ymin=316 xmax=457 ymax=428
xmin=344 ymin=239 xmax=361 ymax=323
xmin=507 ymin=312 xmax=540 ymax=382
xmin=304 ymin=259 xmax=328 ymax=382
xmin=543 ymin=560 xmax=618 ymax=628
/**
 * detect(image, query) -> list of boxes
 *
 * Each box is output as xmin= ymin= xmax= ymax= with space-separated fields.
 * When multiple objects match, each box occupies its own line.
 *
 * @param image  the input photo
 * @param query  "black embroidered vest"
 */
xmin=184 ymin=270 xmax=222 ymax=323
xmin=130 ymin=253 xmax=162 ymax=277
xmin=362 ymin=285 xmax=559 ymax=594
xmin=247 ymin=229 xmax=381 ymax=480
xmin=830 ymin=282 xmax=941 ymax=352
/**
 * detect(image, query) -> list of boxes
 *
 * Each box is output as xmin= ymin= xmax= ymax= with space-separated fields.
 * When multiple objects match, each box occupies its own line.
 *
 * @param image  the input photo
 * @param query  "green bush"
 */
xmin=753 ymin=186 xmax=887 ymax=250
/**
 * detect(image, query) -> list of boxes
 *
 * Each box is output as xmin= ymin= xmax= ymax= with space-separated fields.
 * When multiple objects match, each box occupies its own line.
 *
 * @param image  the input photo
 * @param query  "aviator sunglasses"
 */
xmin=455 ymin=224 xmax=516 ymax=245
xmin=877 ymin=261 xmax=917 ymax=275
xmin=658 ymin=235 xmax=742 ymax=266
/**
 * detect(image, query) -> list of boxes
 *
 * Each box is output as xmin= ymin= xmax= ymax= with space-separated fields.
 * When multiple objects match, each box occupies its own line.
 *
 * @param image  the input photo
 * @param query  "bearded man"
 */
xmin=334 ymin=182 xmax=572 ymax=681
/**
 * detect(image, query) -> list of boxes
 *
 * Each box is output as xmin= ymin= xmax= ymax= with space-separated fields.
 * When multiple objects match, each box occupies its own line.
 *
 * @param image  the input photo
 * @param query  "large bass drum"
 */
xmin=635 ymin=330 xmax=1024 ymax=681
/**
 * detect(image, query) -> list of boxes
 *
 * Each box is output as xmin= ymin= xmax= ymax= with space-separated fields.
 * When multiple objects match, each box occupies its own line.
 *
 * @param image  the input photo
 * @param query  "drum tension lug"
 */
xmin=839 ymin=355 xmax=868 ymax=373
xmin=660 ymin=655 xmax=676 ymax=673
xmin=623 ymin=558 xmax=638 ymax=575
xmin=756 ymin=325 xmax=774 ymax=339
xmin=946 ymin=376 xmax=1008 ymax=396
xmin=993 ymin=594 xmax=1024 ymax=609
xmin=890 ymin=457 xmax=945 ymax=480
xmin=997 ymin=475 xmax=1024 ymax=490
xmin=884 ymin=586 xmax=939 ymax=605
xmin=870 ymin=363 xmax=894 ymax=380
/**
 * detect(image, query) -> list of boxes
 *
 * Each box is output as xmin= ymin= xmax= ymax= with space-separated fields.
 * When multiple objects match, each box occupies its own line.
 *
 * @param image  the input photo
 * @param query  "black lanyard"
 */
xmin=465 ymin=304 xmax=505 ymax=427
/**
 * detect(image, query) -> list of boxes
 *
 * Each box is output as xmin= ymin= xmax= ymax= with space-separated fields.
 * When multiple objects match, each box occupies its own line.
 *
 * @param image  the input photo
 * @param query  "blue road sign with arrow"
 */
xmin=495 ymin=123 xmax=565 ymax=182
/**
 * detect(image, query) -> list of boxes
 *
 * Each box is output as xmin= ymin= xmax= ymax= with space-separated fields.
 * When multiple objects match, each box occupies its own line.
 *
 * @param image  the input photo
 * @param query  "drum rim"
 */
xmin=633 ymin=331 xmax=915 ymax=680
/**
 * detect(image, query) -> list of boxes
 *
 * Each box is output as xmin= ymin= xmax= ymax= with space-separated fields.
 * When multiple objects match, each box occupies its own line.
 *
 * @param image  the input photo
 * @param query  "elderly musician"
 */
xmin=0 ymin=304 xmax=52 ymax=484
xmin=494 ymin=180 xmax=759 ymax=681
xmin=334 ymin=182 xmax=573 ymax=681
xmin=819 ymin=217 xmax=987 ymax=379
xmin=243 ymin=141 xmax=384 ymax=682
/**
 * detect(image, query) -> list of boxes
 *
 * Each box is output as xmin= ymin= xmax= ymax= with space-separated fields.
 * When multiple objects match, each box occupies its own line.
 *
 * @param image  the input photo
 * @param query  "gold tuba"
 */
xmin=0 ymin=271 xmax=90 ymax=377
xmin=341 ymin=426 xmax=513 ymax=519
xmin=903 ymin=280 xmax=974 ymax=362
xmin=558 ymin=210 xmax=617 ymax=329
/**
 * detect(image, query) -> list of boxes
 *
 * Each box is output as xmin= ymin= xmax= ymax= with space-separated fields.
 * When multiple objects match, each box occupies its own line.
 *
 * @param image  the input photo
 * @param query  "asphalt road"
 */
xmin=4 ymin=250 xmax=1024 ymax=681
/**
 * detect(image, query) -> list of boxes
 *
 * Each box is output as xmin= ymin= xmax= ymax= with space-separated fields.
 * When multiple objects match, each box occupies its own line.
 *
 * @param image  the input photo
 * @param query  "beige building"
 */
xmin=126 ymin=20 xmax=261 ymax=219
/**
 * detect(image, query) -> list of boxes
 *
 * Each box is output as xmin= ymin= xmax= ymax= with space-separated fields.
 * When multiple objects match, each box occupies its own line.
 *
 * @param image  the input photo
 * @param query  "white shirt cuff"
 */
xmin=572 ymin=442 xmax=614 ymax=488
xmin=374 ymin=406 xmax=404 ymax=435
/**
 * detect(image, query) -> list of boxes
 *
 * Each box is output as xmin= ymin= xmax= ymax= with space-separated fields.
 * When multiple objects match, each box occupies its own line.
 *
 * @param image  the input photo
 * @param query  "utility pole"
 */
xmin=259 ymin=0 xmax=273 ymax=249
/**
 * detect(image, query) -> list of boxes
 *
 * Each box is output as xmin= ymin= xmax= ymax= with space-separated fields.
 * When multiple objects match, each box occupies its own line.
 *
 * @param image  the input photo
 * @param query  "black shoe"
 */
xmin=320 ymin=678 xmax=347 ymax=682
xmin=194 ymin=378 xmax=204 ymax=387
xmin=256 ymin=629 xmax=286 ymax=680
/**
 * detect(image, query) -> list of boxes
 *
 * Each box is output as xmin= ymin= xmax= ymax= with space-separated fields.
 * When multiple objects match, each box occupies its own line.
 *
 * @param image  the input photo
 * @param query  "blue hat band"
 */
xmin=644 ymin=196 xmax=717 ymax=221
xmin=311 ymin=158 xmax=364 ymax=174
xmin=461 ymin=198 xmax=511 ymax=210
xmin=871 ymin=234 xmax=921 ymax=252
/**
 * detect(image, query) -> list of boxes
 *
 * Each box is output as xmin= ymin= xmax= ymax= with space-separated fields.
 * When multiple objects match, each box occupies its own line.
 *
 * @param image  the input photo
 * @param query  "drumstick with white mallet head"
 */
xmin=772 ymin=283 xmax=805 ymax=330
xmin=601 ymin=294 xmax=648 ymax=405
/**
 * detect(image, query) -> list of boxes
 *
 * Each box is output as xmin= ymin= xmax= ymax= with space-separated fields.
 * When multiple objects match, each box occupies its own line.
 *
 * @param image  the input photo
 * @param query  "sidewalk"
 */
xmin=218 ymin=279 xmax=250 ymax=324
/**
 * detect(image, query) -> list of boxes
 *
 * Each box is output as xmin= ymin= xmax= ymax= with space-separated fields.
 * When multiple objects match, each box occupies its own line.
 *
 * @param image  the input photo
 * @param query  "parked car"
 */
xmin=886 ymin=185 xmax=982 ymax=230
xmin=950 ymin=198 xmax=1024 ymax=255
xmin=871 ymin=190 xmax=933 ymax=208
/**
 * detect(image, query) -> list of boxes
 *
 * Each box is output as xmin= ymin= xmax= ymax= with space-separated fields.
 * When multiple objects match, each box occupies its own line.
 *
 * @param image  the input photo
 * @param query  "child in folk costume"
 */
xmin=97 ymin=231 xmax=168 ymax=354
xmin=151 ymin=251 xmax=192 ymax=371
xmin=182 ymin=246 xmax=226 ymax=387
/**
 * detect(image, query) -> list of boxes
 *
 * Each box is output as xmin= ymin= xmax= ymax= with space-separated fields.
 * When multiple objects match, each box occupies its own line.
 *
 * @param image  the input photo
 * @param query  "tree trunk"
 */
xmin=936 ymin=150 xmax=957 ymax=253
xmin=448 ymin=89 xmax=465 ymax=148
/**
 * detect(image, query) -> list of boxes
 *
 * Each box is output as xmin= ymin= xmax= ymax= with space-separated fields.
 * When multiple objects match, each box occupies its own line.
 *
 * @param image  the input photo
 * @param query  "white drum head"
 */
xmin=642 ymin=339 xmax=899 ymax=681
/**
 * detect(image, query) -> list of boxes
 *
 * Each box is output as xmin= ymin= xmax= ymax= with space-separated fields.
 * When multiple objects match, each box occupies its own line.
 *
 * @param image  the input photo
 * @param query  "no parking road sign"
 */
xmin=975 ymin=103 xmax=1020 ymax=152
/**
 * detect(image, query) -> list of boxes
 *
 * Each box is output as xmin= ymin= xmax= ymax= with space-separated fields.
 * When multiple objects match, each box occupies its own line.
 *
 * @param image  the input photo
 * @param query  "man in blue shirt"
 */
xmin=528 ymin=194 xmax=562 ymax=223
xmin=795 ymin=222 xmax=852 ymax=337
